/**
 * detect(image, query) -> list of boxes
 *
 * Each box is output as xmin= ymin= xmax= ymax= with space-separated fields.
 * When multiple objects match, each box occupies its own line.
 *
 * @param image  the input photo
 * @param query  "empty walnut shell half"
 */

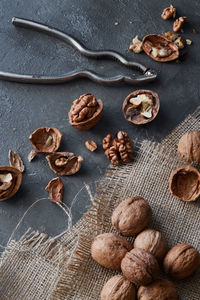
xmin=123 ymin=90 xmax=160 ymax=125
xmin=68 ymin=93 xmax=103 ymax=131
xmin=29 ymin=127 xmax=62 ymax=153
xmin=0 ymin=166 xmax=22 ymax=201
xmin=169 ymin=165 xmax=200 ymax=201
xmin=142 ymin=35 xmax=179 ymax=62
xmin=46 ymin=152 xmax=83 ymax=175
xmin=178 ymin=131 xmax=200 ymax=163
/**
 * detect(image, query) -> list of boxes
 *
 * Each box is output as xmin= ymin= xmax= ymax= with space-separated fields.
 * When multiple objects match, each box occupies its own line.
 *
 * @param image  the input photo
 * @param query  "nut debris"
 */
xmin=85 ymin=140 xmax=97 ymax=152
xmin=186 ymin=39 xmax=192 ymax=45
xmin=173 ymin=17 xmax=187 ymax=32
xmin=0 ymin=166 xmax=22 ymax=201
xmin=9 ymin=150 xmax=25 ymax=173
xmin=45 ymin=177 xmax=64 ymax=203
xmin=161 ymin=5 xmax=176 ymax=20
xmin=28 ymin=150 xmax=38 ymax=162
xmin=129 ymin=36 xmax=143 ymax=53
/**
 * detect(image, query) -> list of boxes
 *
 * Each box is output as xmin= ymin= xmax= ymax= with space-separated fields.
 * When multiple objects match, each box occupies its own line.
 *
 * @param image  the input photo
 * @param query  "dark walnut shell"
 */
xmin=68 ymin=93 xmax=103 ymax=131
xmin=121 ymin=248 xmax=159 ymax=285
xmin=142 ymin=35 xmax=179 ymax=62
xmin=178 ymin=131 xmax=200 ymax=163
xmin=91 ymin=233 xmax=132 ymax=270
xmin=29 ymin=127 xmax=62 ymax=153
xmin=0 ymin=166 xmax=22 ymax=201
xmin=101 ymin=275 xmax=136 ymax=300
xmin=163 ymin=243 xmax=200 ymax=279
xmin=112 ymin=196 xmax=152 ymax=236
xmin=138 ymin=279 xmax=179 ymax=300
xmin=46 ymin=152 xmax=83 ymax=175
xmin=169 ymin=165 xmax=200 ymax=202
xmin=123 ymin=90 xmax=160 ymax=125
xmin=134 ymin=229 xmax=167 ymax=261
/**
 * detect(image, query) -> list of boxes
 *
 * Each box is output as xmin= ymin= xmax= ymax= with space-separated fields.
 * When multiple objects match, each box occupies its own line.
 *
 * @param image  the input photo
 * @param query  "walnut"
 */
xmin=174 ymin=36 xmax=185 ymax=49
xmin=163 ymin=243 xmax=200 ymax=279
xmin=173 ymin=17 xmax=187 ymax=32
xmin=46 ymin=152 xmax=83 ymax=175
xmin=45 ymin=177 xmax=64 ymax=203
xmin=164 ymin=31 xmax=179 ymax=42
xmin=169 ymin=165 xmax=200 ymax=202
xmin=9 ymin=150 xmax=25 ymax=173
xmin=178 ymin=131 xmax=200 ymax=163
xmin=129 ymin=36 xmax=143 ymax=53
xmin=133 ymin=229 xmax=167 ymax=261
xmin=102 ymin=131 xmax=133 ymax=166
xmin=85 ymin=140 xmax=97 ymax=152
xmin=121 ymin=248 xmax=159 ymax=285
xmin=0 ymin=166 xmax=22 ymax=201
xmin=91 ymin=233 xmax=132 ymax=270
xmin=112 ymin=196 xmax=152 ymax=236
xmin=161 ymin=5 xmax=176 ymax=20
xmin=29 ymin=127 xmax=62 ymax=153
xmin=100 ymin=275 xmax=136 ymax=300
xmin=138 ymin=279 xmax=179 ymax=300
xmin=68 ymin=93 xmax=103 ymax=130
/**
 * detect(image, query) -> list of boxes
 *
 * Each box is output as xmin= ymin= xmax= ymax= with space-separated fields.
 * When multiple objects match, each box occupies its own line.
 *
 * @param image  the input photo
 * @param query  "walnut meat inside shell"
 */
xmin=91 ymin=233 xmax=132 ymax=270
xmin=178 ymin=131 xmax=200 ymax=163
xmin=169 ymin=165 xmax=200 ymax=201
xmin=100 ymin=275 xmax=136 ymax=300
xmin=0 ymin=166 xmax=22 ymax=201
xmin=163 ymin=243 xmax=200 ymax=279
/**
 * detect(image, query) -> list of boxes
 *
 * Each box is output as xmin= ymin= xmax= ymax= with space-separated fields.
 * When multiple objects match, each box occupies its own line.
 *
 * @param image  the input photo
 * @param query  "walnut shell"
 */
xmin=121 ymin=248 xmax=159 ymax=285
xmin=100 ymin=275 xmax=136 ymax=300
xmin=178 ymin=131 xmax=200 ymax=163
xmin=134 ymin=229 xmax=167 ymax=261
xmin=169 ymin=165 xmax=200 ymax=202
xmin=138 ymin=279 xmax=179 ymax=300
xmin=111 ymin=196 xmax=152 ymax=236
xmin=142 ymin=35 xmax=179 ymax=62
xmin=0 ymin=166 xmax=22 ymax=201
xmin=91 ymin=233 xmax=132 ymax=270
xmin=163 ymin=243 xmax=200 ymax=279
xmin=123 ymin=90 xmax=160 ymax=125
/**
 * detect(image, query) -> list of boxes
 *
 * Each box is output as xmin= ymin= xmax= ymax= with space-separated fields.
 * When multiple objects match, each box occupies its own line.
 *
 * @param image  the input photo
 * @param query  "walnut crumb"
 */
xmin=114 ymin=22 xmax=119 ymax=26
xmin=186 ymin=39 xmax=192 ymax=45
xmin=129 ymin=36 xmax=143 ymax=53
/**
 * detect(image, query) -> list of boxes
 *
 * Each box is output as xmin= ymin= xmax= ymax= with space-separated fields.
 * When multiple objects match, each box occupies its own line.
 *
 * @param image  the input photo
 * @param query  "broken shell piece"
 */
xmin=9 ymin=150 xmax=25 ymax=173
xmin=46 ymin=152 xmax=83 ymax=175
xmin=85 ymin=140 xmax=97 ymax=152
xmin=45 ymin=177 xmax=64 ymax=203
xmin=129 ymin=36 xmax=143 ymax=53
xmin=28 ymin=150 xmax=38 ymax=162
xmin=142 ymin=35 xmax=179 ymax=62
xmin=173 ymin=17 xmax=187 ymax=32
xmin=29 ymin=127 xmax=62 ymax=153
xmin=0 ymin=166 xmax=22 ymax=201
xmin=169 ymin=165 xmax=200 ymax=202
xmin=161 ymin=5 xmax=176 ymax=20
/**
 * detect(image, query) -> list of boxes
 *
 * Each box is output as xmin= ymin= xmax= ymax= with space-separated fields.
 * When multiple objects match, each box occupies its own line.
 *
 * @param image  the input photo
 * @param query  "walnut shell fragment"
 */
xmin=169 ymin=165 xmax=200 ymax=201
xmin=45 ymin=177 xmax=64 ymax=203
xmin=29 ymin=127 xmax=62 ymax=153
xmin=68 ymin=94 xmax=103 ymax=131
xmin=9 ymin=150 xmax=25 ymax=173
xmin=142 ymin=35 xmax=179 ymax=62
xmin=85 ymin=140 xmax=97 ymax=152
xmin=123 ymin=90 xmax=160 ymax=125
xmin=178 ymin=131 xmax=200 ymax=163
xmin=163 ymin=243 xmax=200 ymax=279
xmin=91 ymin=233 xmax=132 ymax=270
xmin=28 ymin=150 xmax=38 ymax=162
xmin=101 ymin=275 xmax=136 ymax=300
xmin=46 ymin=152 xmax=83 ymax=175
xmin=0 ymin=166 xmax=22 ymax=201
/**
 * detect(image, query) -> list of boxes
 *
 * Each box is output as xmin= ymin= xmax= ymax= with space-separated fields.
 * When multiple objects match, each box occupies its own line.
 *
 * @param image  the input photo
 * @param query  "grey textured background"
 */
xmin=0 ymin=0 xmax=199 ymax=246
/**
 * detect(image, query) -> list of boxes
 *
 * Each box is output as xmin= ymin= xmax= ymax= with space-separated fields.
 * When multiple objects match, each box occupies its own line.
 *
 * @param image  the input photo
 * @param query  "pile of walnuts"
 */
xmin=91 ymin=196 xmax=200 ymax=300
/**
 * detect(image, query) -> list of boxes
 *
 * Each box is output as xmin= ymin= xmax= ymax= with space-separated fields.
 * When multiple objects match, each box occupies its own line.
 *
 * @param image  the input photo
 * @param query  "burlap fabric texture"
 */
xmin=0 ymin=107 xmax=199 ymax=300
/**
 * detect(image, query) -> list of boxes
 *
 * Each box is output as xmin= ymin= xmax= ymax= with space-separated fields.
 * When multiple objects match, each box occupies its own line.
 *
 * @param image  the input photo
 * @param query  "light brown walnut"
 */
xmin=178 ymin=131 xmax=200 ymax=163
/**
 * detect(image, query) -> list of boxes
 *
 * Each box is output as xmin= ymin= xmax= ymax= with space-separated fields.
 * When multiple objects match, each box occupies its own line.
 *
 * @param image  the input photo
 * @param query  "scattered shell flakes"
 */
xmin=9 ymin=150 xmax=25 ymax=173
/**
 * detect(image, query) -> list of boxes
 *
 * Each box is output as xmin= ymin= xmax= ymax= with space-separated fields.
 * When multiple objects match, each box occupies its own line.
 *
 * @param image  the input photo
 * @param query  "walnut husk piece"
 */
xmin=169 ymin=165 xmax=200 ymax=201
xmin=0 ymin=166 xmax=22 ymax=201
xmin=91 ymin=233 xmax=132 ymax=270
xmin=161 ymin=5 xmax=176 ymax=20
xmin=9 ymin=150 xmax=25 ymax=173
xmin=142 ymin=35 xmax=179 ymax=62
xmin=68 ymin=94 xmax=103 ymax=131
xmin=121 ymin=248 xmax=159 ymax=285
xmin=101 ymin=275 xmax=136 ymax=300
xmin=163 ymin=243 xmax=200 ymax=279
xmin=178 ymin=131 xmax=200 ymax=163
xmin=29 ymin=127 xmax=62 ymax=153
xmin=45 ymin=177 xmax=64 ymax=203
xmin=138 ymin=279 xmax=179 ymax=300
xmin=46 ymin=152 xmax=83 ymax=175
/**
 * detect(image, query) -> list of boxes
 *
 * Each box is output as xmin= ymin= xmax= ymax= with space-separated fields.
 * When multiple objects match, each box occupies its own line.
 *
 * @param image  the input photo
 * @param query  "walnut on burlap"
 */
xmin=0 ymin=108 xmax=200 ymax=300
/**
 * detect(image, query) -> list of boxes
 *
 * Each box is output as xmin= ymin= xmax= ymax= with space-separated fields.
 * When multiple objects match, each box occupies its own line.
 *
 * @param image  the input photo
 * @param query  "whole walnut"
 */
xmin=121 ymin=248 xmax=159 ymax=285
xmin=134 ymin=229 xmax=167 ymax=261
xmin=163 ymin=243 xmax=200 ymax=279
xmin=178 ymin=131 xmax=200 ymax=163
xmin=100 ymin=275 xmax=136 ymax=300
xmin=137 ymin=279 xmax=179 ymax=300
xmin=111 ymin=196 xmax=152 ymax=236
xmin=91 ymin=233 xmax=132 ymax=270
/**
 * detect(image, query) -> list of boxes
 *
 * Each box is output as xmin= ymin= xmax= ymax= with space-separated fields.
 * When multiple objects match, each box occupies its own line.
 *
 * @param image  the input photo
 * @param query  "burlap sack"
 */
xmin=0 ymin=107 xmax=199 ymax=300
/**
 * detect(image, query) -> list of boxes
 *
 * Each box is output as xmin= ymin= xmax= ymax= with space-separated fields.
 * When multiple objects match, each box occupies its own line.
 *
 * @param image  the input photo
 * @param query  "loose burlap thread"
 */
xmin=0 ymin=108 xmax=200 ymax=300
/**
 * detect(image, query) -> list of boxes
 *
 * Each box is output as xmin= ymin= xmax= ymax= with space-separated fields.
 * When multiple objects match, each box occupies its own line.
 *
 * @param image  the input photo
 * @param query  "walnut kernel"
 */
xmin=129 ymin=36 xmax=143 ymax=53
xmin=161 ymin=5 xmax=176 ymax=20
xmin=85 ymin=140 xmax=97 ymax=152
xmin=173 ymin=17 xmax=187 ymax=32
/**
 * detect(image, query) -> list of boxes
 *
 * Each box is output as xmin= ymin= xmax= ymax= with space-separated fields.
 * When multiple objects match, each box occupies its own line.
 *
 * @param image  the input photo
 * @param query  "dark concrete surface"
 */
xmin=0 ymin=0 xmax=199 ymax=246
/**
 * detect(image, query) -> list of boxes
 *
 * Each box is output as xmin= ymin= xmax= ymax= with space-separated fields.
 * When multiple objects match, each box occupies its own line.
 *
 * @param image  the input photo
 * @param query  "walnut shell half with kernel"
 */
xmin=169 ymin=165 xmax=200 ymax=201
xmin=0 ymin=166 xmax=22 ymax=201
xmin=178 ymin=131 xmax=200 ymax=163
xmin=142 ymin=35 xmax=179 ymax=62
